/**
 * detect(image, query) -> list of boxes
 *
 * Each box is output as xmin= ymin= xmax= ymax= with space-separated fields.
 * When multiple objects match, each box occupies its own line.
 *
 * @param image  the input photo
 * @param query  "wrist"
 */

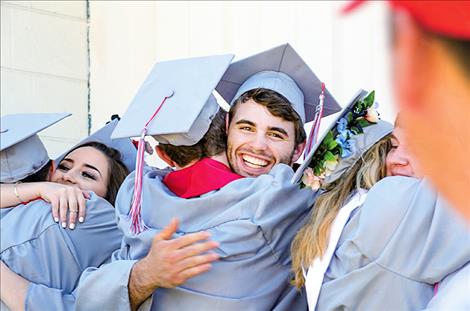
xmin=131 ymin=257 xmax=159 ymax=291
xmin=129 ymin=258 xmax=158 ymax=311
xmin=13 ymin=182 xmax=26 ymax=204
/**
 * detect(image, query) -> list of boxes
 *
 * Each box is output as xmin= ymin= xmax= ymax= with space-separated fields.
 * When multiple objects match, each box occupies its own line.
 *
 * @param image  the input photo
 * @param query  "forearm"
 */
xmin=0 ymin=261 xmax=29 ymax=311
xmin=128 ymin=259 xmax=157 ymax=311
xmin=0 ymin=183 xmax=41 ymax=208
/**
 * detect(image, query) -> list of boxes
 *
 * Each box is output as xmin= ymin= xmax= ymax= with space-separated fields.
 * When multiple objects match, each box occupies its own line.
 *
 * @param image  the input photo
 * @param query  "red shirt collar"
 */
xmin=163 ymin=158 xmax=243 ymax=199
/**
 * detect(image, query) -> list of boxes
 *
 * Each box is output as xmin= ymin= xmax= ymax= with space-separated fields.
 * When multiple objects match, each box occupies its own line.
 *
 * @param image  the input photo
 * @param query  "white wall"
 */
xmin=1 ymin=1 xmax=395 ymax=162
xmin=1 ymin=1 xmax=88 ymax=157
xmin=89 ymin=1 xmax=395 ymax=166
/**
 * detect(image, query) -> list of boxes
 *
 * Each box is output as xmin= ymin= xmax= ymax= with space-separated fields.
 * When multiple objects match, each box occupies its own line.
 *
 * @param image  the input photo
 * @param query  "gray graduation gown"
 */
xmin=70 ymin=163 xmax=314 ymax=311
xmin=316 ymin=176 xmax=470 ymax=310
xmin=0 ymin=194 xmax=122 ymax=311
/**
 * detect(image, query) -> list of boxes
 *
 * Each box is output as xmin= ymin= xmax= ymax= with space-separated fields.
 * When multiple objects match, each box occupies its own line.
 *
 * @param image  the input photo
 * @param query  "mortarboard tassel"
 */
xmin=129 ymin=91 xmax=173 ymax=234
xmin=304 ymin=83 xmax=326 ymax=159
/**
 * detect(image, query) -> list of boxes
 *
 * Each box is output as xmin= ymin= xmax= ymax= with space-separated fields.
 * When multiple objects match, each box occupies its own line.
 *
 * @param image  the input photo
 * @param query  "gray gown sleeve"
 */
xmin=0 ymin=195 xmax=122 ymax=311
xmin=25 ymin=284 xmax=77 ymax=311
xmin=74 ymin=174 xmax=143 ymax=311
xmin=424 ymin=262 xmax=470 ymax=310
xmin=318 ymin=176 xmax=470 ymax=310
xmin=25 ymin=251 xmax=138 ymax=311
xmin=75 ymin=259 xmax=138 ymax=311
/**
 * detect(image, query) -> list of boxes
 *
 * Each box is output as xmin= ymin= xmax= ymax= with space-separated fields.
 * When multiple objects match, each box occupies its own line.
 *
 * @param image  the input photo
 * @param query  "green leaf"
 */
xmin=350 ymin=126 xmax=362 ymax=134
xmin=363 ymin=90 xmax=375 ymax=108
xmin=324 ymin=151 xmax=336 ymax=161
xmin=357 ymin=118 xmax=371 ymax=128
xmin=327 ymin=139 xmax=338 ymax=150
xmin=324 ymin=131 xmax=334 ymax=144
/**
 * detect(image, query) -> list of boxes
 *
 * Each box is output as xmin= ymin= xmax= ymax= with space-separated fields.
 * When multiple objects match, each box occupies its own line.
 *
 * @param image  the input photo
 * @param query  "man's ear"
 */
xmin=225 ymin=112 xmax=230 ymax=133
xmin=155 ymin=146 xmax=176 ymax=168
xmin=48 ymin=160 xmax=56 ymax=181
xmin=291 ymin=141 xmax=306 ymax=164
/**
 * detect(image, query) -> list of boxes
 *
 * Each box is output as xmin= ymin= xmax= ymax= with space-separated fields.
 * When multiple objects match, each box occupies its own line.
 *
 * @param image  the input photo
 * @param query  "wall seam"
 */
xmin=1 ymin=2 xmax=87 ymax=22
xmin=86 ymin=0 xmax=91 ymax=135
xmin=1 ymin=67 xmax=87 ymax=83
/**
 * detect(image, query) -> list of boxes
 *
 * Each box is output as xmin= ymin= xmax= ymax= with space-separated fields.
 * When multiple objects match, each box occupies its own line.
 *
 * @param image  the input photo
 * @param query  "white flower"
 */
xmin=302 ymin=167 xmax=322 ymax=191
xmin=365 ymin=107 xmax=379 ymax=123
xmin=324 ymin=158 xmax=339 ymax=171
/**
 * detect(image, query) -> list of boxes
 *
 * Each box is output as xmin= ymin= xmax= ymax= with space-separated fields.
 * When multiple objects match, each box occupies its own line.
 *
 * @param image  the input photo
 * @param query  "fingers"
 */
xmin=77 ymin=192 xmax=87 ymax=223
xmin=175 ymin=241 xmax=220 ymax=261
xmin=176 ymin=252 xmax=219 ymax=274
xmin=59 ymin=191 xmax=68 ymax=228
xmin=154 ymin=218 xmax=179 ymax=242
xmin=170 ymin=231 xmax=212 ymax=250
xmin=54 ymin=186 xmax=88 ymax=229
xmin=67 ymin=193 xmax=78 ymax=229
xmin=50 ymin=196 xmax=60 ymax=223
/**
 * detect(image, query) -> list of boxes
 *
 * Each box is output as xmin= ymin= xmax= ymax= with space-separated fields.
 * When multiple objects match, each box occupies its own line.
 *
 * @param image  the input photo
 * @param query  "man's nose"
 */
xmin=250 ymin=133 xmax=268 ymax=151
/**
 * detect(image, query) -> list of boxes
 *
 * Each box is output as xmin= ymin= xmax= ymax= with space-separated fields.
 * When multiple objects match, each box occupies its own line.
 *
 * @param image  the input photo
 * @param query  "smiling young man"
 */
xmin=226 ymin=88 xmax=306 ymax=177
xmin=51 ymin=44 xmax=340 ymax=311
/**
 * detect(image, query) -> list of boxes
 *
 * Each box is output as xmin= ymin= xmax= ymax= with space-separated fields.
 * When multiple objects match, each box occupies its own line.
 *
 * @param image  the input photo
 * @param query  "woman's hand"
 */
xmin=37 ymin=182 xmax=90 ymax=229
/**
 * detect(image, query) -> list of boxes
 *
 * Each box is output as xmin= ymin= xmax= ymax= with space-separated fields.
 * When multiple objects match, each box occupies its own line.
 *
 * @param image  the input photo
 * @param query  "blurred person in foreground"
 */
xmin=344 ymin=0 xmax=470 ymax=220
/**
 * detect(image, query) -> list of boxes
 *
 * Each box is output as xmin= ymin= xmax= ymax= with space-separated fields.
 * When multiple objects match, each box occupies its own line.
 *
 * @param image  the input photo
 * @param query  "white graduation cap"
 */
xmin=292 ymin=89 xmax=393 ymax=184
xmin=111 ymin=54 xmax=235 ymax=146
xmin=110 ymin=53 xmax=235 ymax=234
xmin=0 ymin=113 xmax=71 ymax=183
xmin=216 ymin=43 xmax=341 ymax=124
xmin=56 ymin=119 xmax=137 ymax=172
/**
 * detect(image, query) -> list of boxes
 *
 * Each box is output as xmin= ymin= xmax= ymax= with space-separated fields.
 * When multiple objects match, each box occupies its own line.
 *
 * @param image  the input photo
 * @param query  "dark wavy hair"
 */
xmin=229 ymin=88 xmax=307 ymax=147
xmin=62 ymin=142 xmax=129 ymax=205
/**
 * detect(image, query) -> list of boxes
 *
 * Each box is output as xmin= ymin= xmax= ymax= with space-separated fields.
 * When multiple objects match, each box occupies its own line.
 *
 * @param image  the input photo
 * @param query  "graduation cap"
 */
xmin=111 ymin=54 xmax=234 ymax=145
xmin=292 ymin=89 xmax=393 ymax=185
xmin=216 ymin=43 xmax=341 ymax=124
xmin=0 ymin=113 xmax=71 ymax=183
xmin=56 ymin=119 xmax=137 ymax=172
xmin=110 ymin=54 xmax=234 ymax=234
xmin=343 ymin=0 xmax=470 ymax=39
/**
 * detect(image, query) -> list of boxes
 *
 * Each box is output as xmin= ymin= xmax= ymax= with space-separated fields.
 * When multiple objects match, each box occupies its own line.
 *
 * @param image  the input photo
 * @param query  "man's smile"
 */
xmin=241 ymin=154 xmax=270 ymax=168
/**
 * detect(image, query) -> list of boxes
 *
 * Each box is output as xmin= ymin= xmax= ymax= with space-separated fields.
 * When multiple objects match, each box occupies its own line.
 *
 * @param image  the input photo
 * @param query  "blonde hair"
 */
xmin=291 ymin=134 xmax=392 ymax=288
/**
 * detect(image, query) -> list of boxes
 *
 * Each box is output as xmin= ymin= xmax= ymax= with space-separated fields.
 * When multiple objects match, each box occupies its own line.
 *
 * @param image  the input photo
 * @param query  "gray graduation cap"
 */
xmin=111 ymin=54 xmax=234 ymax=146
xmin=56 ymin=119 xmax=137 ymax=172
xmin=292 ymin=89 xmax=393 ymax=184
xmin=216 ymin=43 xmax=341 ymax=124
xmin=1 ymin=113 xmax=71 ymax=183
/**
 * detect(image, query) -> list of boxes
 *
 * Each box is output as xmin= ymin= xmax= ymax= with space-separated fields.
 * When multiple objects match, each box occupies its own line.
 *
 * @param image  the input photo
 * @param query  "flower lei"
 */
xmin=301 ymin=91 xmax=379 ymax=191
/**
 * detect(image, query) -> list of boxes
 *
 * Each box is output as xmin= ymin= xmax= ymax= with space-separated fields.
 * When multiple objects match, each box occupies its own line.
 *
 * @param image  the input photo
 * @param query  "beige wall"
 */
xmin=89 ymin=1 xmax=395 ymax=125
xmin=89 ymin=1 xmax=395 ymax=166
xmin=2 ymin=1 xmax=395 ymax=162
xmin=1 ymin=0 xmax=88 ymax=157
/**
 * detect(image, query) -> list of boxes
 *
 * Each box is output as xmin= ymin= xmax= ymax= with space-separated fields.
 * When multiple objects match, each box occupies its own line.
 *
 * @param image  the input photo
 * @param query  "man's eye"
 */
xmin=240 ymin=126 xmax=254 ymax=132
xmin=82 ymin=172 xmax=96 ymax=180
xmin=268 ymin=132 xmax=283 ymax=139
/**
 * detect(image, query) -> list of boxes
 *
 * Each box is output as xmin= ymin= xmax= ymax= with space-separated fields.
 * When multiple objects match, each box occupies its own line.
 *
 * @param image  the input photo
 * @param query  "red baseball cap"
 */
xmin=342 ymin=0 xmax=470 ymax=39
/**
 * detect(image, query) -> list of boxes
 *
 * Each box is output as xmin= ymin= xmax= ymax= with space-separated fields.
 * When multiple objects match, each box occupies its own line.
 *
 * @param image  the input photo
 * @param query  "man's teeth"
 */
xmin=242 ymin=155 xmax=268 ymax=167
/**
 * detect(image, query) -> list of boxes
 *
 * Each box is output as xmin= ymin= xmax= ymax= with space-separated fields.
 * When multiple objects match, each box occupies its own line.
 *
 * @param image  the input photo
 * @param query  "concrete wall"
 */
xmin=1 ymin=1 xmax=88 ymax=157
